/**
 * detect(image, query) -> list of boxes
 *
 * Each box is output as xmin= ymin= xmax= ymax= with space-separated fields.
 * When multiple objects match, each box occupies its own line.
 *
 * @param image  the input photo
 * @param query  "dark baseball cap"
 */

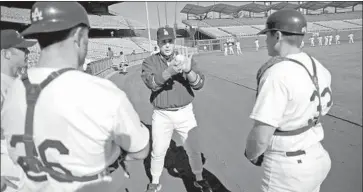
xmin=157 ymin=27 xmax=175 ymax=41
xmin=1 ymin=29 xmax=36 ymax=50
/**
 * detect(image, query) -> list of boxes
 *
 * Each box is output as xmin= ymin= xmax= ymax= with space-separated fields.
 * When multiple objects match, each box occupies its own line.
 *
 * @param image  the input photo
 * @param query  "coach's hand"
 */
xmin=1 ymin=176 xmax=19 ymax=191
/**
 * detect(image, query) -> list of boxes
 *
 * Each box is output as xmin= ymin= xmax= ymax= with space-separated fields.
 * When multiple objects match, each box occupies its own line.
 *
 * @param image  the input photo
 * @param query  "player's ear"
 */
xmin=1 ymin=49 xmax=12 ymax=60
xmin=276 ymin=31 xmax=282 ymax=40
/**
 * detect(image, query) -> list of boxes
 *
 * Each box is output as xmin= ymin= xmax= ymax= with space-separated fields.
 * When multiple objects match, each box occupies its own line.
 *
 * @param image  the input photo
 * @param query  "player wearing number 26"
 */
xmin=244 ymin=10 xmax=332 ymax=192
xmin=1 ymin=2 xmax=150 ymax=192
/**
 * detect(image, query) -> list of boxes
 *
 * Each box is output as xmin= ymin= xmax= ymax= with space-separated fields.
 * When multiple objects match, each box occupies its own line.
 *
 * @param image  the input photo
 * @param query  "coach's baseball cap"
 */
xmin=157 ymin=27 xmax=175 ymax=41
xmin=1 ymin=29 xmax=36 ymax=50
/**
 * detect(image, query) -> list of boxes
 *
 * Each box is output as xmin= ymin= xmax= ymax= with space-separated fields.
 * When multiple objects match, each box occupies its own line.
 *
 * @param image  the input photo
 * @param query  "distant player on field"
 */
xmin=318 ymin=35 xmax=323 ymax=46
xmin=255 ymin=38 xmax=260 ymax=51
xmin=348 ymin=33 xmax=354 ymax=44
xmin=335 ymin=34 xmax=340 ymax=45
xmin=246 ymin=9 xmax=332 ymax=192
xmin=328 ymin=34 xmax=333 ymax=46
xmin=324 ymin=35 xmax=329 ymax=46
xmin=309 ymin=36 xmax=315 ymax=47
xmin=236 ymin=40 xmax=242 ymax=55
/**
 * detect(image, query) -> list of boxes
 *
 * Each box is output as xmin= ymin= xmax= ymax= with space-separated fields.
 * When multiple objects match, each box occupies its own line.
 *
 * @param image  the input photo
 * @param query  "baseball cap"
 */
xmin=1 ymin=29 xmax=36 ymax=50
xmin=157 ymin=27 xmax=175 ymax=41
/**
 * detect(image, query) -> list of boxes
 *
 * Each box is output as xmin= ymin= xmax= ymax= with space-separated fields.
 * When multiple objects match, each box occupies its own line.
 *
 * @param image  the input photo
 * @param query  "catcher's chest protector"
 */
xmin=12 ymin=68 xmax=103 ymax=183
xmin=255 ymin=55 xmax=324 ymax=136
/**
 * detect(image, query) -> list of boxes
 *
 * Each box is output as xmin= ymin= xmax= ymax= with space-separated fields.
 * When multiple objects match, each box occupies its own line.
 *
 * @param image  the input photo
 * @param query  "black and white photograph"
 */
xmin=0 ymin=1 xmax=362 ymax=192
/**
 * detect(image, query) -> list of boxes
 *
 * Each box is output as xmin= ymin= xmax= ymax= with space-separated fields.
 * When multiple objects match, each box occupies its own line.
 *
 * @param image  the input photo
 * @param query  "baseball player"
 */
xmin=228 ymin=40 xmax=234 ymax=55
xmin=141 ymin=27 xmax=212 ymax=192
xmin=348 ymin=33 xmax=354 ymax=44
xmin=317 ymin=35 xmax=323 ymax=46
xmin=335 ymin=33 xmax=340 ymax=45
xmin=328 ymin=34 xmax=333 ymax=46
xmin=245 ymin=9 xmax=332 ymax=192
xmin=324 ymin=35 xmax=329 ymax=46
xmin=300 ymin=40 xmax=305 ymax=48
xmin=309 ymin=36 xmax=315 ymax=47
xmin=223 ymin=42 xmax=228 ymax=56
xmin=236 ymin=40 xmax=242 ymax=55
xmin=255 ymin=38 xmax=260 ymax=51
xmin=1 ymin=2 xmax=150 ymax=192
xmin=1 ymin=29 xmax=36 ymax=192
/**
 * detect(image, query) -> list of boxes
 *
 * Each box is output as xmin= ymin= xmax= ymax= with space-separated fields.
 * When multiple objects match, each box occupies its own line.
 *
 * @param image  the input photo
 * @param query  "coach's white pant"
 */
xmin=261 ymin=142 xmax=331 ymax=192
xmin=150 ymin=103 xmax=203 ymax=184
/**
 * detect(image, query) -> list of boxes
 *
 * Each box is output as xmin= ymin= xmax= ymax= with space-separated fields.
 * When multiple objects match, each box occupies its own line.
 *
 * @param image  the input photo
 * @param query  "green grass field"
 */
xmin=109 ymin=42 xmax=362 ymax=192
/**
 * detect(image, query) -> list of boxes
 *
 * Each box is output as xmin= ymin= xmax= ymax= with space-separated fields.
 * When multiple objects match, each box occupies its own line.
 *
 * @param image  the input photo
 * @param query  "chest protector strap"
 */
xmin=20 ymin=68 xmax=102 ymax=182
xmin=256 ymin=55 xmax=322 ymax=136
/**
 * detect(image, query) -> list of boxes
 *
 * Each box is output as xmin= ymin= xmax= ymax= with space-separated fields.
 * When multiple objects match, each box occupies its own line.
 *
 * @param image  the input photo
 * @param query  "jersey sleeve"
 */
xmin=113 ymin=91 xmax=149 ymax=153
xmin=250 ymin=71 xmax=289 ymax=128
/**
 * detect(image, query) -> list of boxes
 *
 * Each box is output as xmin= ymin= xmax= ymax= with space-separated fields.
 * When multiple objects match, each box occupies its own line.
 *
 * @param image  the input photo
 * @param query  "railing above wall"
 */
xmin=89 ymin=47 xmax=199 ymax=78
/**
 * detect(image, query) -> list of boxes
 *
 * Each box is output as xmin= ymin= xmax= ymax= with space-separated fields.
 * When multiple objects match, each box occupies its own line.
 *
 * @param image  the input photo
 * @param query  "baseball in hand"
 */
xmin=175 ymin=55 xmax=185 ymax=63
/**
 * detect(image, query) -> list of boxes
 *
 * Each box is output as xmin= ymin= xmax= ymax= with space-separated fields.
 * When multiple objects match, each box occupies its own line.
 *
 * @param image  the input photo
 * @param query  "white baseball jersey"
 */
xmin=1 ymin=68 xmax=149 ymax=192
xmin=250 ymin=52 xmax=333 ymax=152
xmin=335 ymin=35 xmax=340 ymax=40
xmin=348 ymin=34 xmax=354 ymax=39
xmin=1 ymin=73 xmax=26 ymax=192
xmin=236 ymin=41 xmax=241 ymax=48
xmin=255 ymin=40 xmax=259 ymax=46
xmin=318 ymin=36 xmax=323 ymax=43
xmin=309 ymin=37 xmax=314 ymax=43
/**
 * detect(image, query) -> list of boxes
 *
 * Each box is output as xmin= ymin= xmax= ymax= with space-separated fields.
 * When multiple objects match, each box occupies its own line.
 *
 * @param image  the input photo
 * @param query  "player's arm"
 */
xmin=113 ymin=92 xmax=150 ymax=160
xmin=185 ymin=58 xmax=205 ymax=90
xmin=245 ymin=72 xmax=288 ymax=161
xmin=141 ymin=56 xmax=179 ymax=92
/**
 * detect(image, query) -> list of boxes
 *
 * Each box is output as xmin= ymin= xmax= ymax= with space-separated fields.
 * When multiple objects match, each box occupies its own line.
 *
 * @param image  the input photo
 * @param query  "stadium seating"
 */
xmin=220 ymin=26 xmax=260 ymax=36
xmin=313 ymin=20 xmax=362 ymax=30
xmin=87 ymin=38 xmax=148 ymax=60
xmin=203 ymin=19 xmax=242 ymax=27
xmin=130 ymin=37 xmax=158 ymax=51
xmin=344 ymin=19 xmax=362 ymax=26
xmin=88 ymin=15 xmax=129 ymax=29
xmin=198 ymin=27 xmax=232 ymax=38
xmin=307 ymin=22 xmax=333 ymax=32
xmin=1 ymin=6 xmax=30 ymax=24
xmin=182 ymin=20 xmax=211 ymax=28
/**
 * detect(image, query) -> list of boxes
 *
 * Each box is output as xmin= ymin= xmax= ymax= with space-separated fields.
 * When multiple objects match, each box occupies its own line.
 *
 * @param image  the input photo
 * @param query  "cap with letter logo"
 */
xmin=157 ymin=27 xmax=175 ymax=41
xmin=22 ymin=2 xmax=90 ymax=38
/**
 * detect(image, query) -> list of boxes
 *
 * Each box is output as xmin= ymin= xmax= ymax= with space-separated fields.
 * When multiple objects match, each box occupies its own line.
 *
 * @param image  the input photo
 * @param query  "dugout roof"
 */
xmin=181 ymin=2 xmax=270 ymax=15
xmin=181 ymin=2 xmax=362 ymax=15
xmin=268 ymin=2 xmax=300 ymax=11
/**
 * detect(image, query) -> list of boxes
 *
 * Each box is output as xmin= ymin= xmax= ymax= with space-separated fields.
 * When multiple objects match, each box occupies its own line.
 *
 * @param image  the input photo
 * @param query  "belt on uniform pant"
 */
xmin=285 ymin=150 xmax=306 ymax=157
xmin=156 ymin=105 xmax=187 ymax=111
xmin=62 ymin=154 xmax=124 ymax=182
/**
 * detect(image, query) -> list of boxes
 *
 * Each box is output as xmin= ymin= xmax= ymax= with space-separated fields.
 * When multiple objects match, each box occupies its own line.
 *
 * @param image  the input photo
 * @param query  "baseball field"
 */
xmin=108 ymin=41 xmax=362 ymax=192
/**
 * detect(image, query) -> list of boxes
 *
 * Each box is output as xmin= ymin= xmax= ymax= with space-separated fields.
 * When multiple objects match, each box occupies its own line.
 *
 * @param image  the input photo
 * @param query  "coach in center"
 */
xmin=141 ymin=27 xmax=212 ymax=192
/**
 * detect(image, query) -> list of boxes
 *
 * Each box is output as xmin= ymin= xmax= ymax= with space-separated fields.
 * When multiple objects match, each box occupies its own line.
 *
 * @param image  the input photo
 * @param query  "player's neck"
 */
xmin=0 ymin=60 xmax=16 ymax=77
xmin=37 ymin=47 xmax=79 ymax=69
xmin=279 ymin=46 xmax=301 ymax=57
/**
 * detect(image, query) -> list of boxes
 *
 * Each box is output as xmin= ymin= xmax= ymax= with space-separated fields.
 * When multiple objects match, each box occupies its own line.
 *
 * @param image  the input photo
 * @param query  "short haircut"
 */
xmin=35 ymin=24 xmax=88 ymax=49
xmin=270 ymin=30 xmax=304 ymax=47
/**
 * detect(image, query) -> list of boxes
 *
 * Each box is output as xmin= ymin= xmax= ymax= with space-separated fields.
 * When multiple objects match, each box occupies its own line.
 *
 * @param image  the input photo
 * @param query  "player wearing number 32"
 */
xmin=1 ymin=2 xmax=150 ymax=192
xmin=244 ymin=10 xmax=332 ymax=192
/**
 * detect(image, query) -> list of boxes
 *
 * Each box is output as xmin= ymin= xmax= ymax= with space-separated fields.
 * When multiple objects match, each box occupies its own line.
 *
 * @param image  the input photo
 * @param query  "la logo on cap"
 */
xmin=163 ymin=29 xmax=169 ymax=36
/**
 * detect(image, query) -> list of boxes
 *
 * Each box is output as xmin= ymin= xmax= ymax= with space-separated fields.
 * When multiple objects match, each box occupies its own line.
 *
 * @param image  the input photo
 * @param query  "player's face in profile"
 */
xmin=158 ymin=39 xmax=175 ymax=56
xmin=10 ymin=48 xmax=28 ymax=68
xmin=266 ymin=31 xmax=278 ymax=56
